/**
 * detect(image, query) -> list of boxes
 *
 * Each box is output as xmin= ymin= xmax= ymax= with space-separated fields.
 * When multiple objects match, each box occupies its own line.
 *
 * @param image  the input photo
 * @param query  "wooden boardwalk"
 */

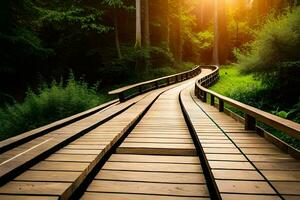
xmin=0 ymin=66 xmax=299 ymax=200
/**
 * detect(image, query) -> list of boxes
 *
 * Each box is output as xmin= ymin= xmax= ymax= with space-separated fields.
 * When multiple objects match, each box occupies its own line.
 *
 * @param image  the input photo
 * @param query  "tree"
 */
xmin=103 ymin=0 xmax=125 ymax=59
xmin=213 ymin=0 xmax=229 ymax=64
xmin=135 ymin=0 xmax=142 ymax=49
xmin=169 ymin=0 xmax=183 ymax=65
xmin=143 ymin=0 xmax=150 ymax=48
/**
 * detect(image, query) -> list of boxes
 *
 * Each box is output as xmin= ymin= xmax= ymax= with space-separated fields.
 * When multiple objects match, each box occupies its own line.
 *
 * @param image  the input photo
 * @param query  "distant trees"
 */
xmin=103 ymin=0 xmax=127 ymax=59
xmin=1 ymin=0 xmax=299 ymax=100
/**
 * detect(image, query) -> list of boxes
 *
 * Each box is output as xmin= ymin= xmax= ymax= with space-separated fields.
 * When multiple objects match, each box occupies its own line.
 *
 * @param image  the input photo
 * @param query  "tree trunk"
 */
xmin=166 ymin=0 xmax=170 ymax=49
xmin=144 ymin=0 xmax=150 ymax=48
xmin=114 ymin=8 xmax=122 ymax=59
xmin=173 ymin=0 xmax=182 ymax=65
xmin=213 ymin=0 xmax=228 ymax=64
xmin=135 ymin=0 xmax=142 ymax=49
xmin=212 ymin=0 xmax=219 ymax=65
xmin=142 ymin=0 xmax=150 ymax=72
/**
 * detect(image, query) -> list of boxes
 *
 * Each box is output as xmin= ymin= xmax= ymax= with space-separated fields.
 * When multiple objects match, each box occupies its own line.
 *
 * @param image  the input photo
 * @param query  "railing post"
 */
xmin=167 ymin=78 xmax=170 ymax=85
xmin=203 ymin=91 xmax=207 ymax=102
xmin=245 ymin=114 xmax=256 ymax=130
xmin=155 ymin=81 xmax=159 ymax=89
xmin=119 ymin=92 xmax=125 ymax=103
xmin=211 ymin=94 xmax=215 ymax=106
xmin=219 ymin=99 xmax=224 ymax=112
xmin=175 ymin=75 xmax=178 ymax=83
xmin=138 ymin=85 xmax=143 ymax=94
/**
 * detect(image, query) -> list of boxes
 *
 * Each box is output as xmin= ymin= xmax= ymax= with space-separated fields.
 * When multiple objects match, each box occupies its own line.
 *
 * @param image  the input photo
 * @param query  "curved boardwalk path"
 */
xmin=0 ymin=67 xmax=299 ymax=200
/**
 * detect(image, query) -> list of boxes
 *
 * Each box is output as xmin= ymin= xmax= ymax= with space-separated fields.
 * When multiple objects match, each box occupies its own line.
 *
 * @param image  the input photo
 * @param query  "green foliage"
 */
xmin=235 ymin=8 xmax=300 ymax=90
xmin=37 ymin=7 xmax=111 ymax=34
xmin=149 ymin=47 xmax=175 ymax=68
xmin=0 ymin=73 xmax=109 ymax=140
xmin=211 ymin=65 xmax=300 ymax=149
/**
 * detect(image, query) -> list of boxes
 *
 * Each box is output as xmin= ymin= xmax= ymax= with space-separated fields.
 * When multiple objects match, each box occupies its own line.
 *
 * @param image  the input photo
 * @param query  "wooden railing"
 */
xmin=109 ymin=66 xmax=202 ymax=102
xmin=195 ymin=65 xmax=300 ymax=141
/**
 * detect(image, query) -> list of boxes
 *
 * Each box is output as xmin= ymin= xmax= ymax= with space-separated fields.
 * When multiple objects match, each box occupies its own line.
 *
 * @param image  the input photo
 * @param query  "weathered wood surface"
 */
xmin=109 ymin=66 xmax=201 ymax=102
xmin=0 ymin=99 xmax=118 ymax=153
xmin=82 ymin=81 xmax=210 ymax=200
xmin=1 ymin=66 xmax=300 ymax=200
xmin=195 ymin=66 xmax=300 ymax=141
xmin=0 ymin=74 xmax=200 ymax=199
xmin=181 ymin=84 xmax=300 ymax=200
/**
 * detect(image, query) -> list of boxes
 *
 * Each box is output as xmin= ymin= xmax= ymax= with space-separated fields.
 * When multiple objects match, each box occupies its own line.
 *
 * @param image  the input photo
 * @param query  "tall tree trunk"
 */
xmin=142 ymin=0 xmax=150 ymax=72
xmin=166 ymin=0 xmax=170 ymax=49
xmin=144 ymin=0 xmax=150 ymax=48
xmin=173 ymin=0 xmax=182 ymax=65
xmin=215 ymin=0 xmax=228 ymax=64
xmin=114 ymin=8 xmax=122 ymax=59
xmin=135 ymin=0 xmax=142 ymax=49
xmin=212 ymin=0 xmax=219 ymax=65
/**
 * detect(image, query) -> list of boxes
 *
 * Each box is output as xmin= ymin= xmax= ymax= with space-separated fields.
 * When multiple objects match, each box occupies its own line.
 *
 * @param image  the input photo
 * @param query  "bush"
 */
xmin=235 ymin=8 xmax=300 ymax=92
xmin=0 ymin=73 xmax=108 ymax=140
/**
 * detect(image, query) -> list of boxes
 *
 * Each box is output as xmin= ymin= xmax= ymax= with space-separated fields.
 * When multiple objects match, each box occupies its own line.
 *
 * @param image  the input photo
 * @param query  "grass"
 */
xmin=210 ymin=65 xmax=263 ymax=97
xmin=210 ymin=65 xmax=300 ymax=150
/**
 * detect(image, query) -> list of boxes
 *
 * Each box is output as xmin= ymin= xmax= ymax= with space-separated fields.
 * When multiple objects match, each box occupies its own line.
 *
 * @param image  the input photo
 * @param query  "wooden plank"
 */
xmin=64 ymin=144 xmax=105 ymax=150
xmin=212 ymin=169 xmax=264 ymax=180
xmin=272 ymin=181 xmax=300 ymax=195
xmin=117 ymin=147 xmax=197 ymax=156
xmin=247 ymin=154 xmax=296 ymax=162
xmin=128 ymin=134 xmax=191 ymax=139
xmin=56 ymin=149 xmax=102 ymax=155
xmin=241 ymin=148 xmax=283 ymax=155
xmin=254 ymin=162 xmax=300 ymax=170
xmin=124 ymin=138 xmax=193 ymax=144
xmin=102 ymin=162 xmax=202 ymax=173
xmin=81 ymin=192 xmax=209 ymax=200
xmin=221 ymin=194 xmax=281 ymax=200
xmin=216 ymin=180 xmax=276 ymax=194
xmin=45 ymin=154 xmax=96 ymax=162
xmin=0 ymin=195 xmax=58 ymax=200
xmin=201 ymin=143 xmax=235 ymax=148
xmin=14 ymin=170 xmax=81 ymax=182
xmin=206 ymin=154 xmax=247 ymax=161
xmin=262 ymin=171 xmax=300 ymax=181
xmin=31 ymin=161 xmax=89 ymax=171
xmin=96 ymin=170 xmax=205 ymax=184
xmin=109 ymin=154 xmax=200 ymax=164
xmin=203 ymin=148 xmax=240 ymax=154
xmin=86 ymin=180 xmax=209 ymax=197
xmin=0 ymin=181 xmax=71 ymax=195
xmin=208 ymin=161 xmax=254 ymax=170
xmin=282 ymin=195 xmax=300 ymax=200
xmin=119 ymin=143 xmax=195 ymax=150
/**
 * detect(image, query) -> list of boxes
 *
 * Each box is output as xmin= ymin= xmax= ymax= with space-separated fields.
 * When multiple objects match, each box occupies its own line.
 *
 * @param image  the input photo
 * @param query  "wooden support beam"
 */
xmin=203 ymin=91 xmax=207 ymax=103
xmin=219 ymin=99 xmax=224 ymax=112
xmin=210 ymin=94 xmax=215 ymax=106
xmin=138 ymin=85 xmax=143 ymax=93
xmin=245 ymin=114 xmax=256 ymax=130
xmin=118 ymin=93 xmax=125 ymax=102
xmin=155 ymin=81 xmax=159 ymax=89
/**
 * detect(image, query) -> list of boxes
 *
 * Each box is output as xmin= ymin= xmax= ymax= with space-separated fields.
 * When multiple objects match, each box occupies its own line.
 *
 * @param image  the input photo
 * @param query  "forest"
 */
xmin=0 ymin=0 xmax=299 ymax=143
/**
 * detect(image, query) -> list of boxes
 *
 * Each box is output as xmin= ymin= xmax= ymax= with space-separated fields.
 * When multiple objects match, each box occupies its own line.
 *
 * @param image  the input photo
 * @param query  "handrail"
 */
xmin=195 ymin=65 xmax=300 ymax=141
xmin=109 ymin=66 xmax=202 ymax=102
xmin=0 ymin=99 xmax=118 ymax=153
